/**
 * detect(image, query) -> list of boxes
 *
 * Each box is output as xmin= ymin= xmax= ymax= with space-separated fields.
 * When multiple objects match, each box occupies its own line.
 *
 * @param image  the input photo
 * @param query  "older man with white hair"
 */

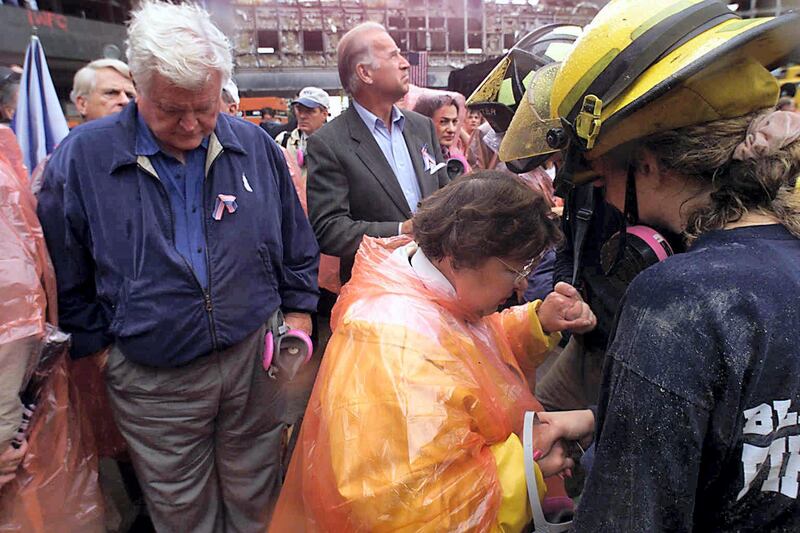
xmin=37 ymin=1 xmax=319 ymax=531
xmin=70 ymin=58 xmax=135 ymax=122
xmin=31 ymin=59 xmax=135 ymax=195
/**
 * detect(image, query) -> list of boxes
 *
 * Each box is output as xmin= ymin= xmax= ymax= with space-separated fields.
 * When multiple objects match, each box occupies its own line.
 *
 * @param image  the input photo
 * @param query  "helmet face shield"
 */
xmin=469 ymin=102 xmax=516 ymax=135
xmin=466 ymin=24 xmax=582 ymax=134
xmin=499 ymin=63 xmax=565 ymax=163
xmin=466 ymin=50 xmax=540 ymax=134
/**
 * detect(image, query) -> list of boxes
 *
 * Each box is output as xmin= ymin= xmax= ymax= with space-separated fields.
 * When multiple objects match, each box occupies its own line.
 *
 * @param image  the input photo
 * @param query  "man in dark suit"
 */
xmin=307 ymin=22 xmax=449 ymax=284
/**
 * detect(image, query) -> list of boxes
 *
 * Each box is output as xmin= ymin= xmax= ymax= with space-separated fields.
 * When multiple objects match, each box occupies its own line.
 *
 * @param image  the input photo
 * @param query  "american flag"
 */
xmin=407 ymin=51 xmax=429 ymax=87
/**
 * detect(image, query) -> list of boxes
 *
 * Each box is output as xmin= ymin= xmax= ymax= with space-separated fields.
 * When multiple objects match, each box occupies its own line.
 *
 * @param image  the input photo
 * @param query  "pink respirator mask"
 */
xmin=600 ymin=225 xmax=674 ymax=285
xmin=263 ymin=309 xmax=313 ymax=380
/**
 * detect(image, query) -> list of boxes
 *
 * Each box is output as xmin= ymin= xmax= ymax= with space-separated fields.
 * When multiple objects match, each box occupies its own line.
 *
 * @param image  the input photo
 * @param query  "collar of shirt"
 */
xmin=135 ymin=112 xmax=209 ymax=159
xmin=408 ymin=243 xmax=456 ymax=297
xmin=352 ymin=99 xmax=405 ymax=135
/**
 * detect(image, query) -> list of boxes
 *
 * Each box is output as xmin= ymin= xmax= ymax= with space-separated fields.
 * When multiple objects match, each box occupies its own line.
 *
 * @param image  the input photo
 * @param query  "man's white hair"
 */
xmin=337 ymin=22 xmax=385 ymax=95
xmin=126 ymin=0 xmax=232 ymax=95
xmin=70 ymin=59 xmax=131 ymax=104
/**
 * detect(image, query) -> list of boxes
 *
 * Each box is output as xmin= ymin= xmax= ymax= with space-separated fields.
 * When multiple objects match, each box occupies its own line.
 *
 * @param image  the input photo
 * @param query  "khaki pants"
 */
xmin=0 ymin=335 xmax=40 ymax=449
xmin=106 ymin=326 xmax=286 ymax=533
xmin=535 ymin=336 xmax=605 ymax=411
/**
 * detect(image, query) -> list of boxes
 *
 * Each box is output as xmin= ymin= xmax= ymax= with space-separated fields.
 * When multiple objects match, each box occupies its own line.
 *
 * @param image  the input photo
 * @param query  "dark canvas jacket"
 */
xmin=575 ymin=224 xmax=800 ymax=532
xmin=38 ymin=104 xmax=319 ymax=367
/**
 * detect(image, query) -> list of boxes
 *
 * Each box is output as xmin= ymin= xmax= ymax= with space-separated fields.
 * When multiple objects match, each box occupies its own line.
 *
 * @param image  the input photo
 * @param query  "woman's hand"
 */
xmin=537 ymin=282 xmax=596 ymax=334
xmin=0 ymin=440 xmax=28 ymax=489
xmin=533 ymin=410 xmax=595 ymax=460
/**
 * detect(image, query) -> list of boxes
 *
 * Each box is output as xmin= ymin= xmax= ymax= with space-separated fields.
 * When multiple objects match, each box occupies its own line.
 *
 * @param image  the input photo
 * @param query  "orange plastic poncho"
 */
xmin=0 ymin=127 xmax=105 ymax=532
xmin=0 ymin=328 xmax=105 ymax=532
xmin=0 ymin=126 xmax=56 ymax=339
xmin=271 ymin=236 xmax=560 ymax=532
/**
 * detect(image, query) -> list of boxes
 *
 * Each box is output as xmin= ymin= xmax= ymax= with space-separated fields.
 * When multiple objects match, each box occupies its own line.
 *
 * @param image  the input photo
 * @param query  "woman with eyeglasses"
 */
xmin=271 ymin=170 xmax=595 ymax=532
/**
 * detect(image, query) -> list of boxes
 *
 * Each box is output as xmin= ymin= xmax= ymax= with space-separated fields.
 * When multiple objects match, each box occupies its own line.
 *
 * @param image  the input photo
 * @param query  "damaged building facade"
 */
xmin=228 ymin=0 xmax=800 ymax=95
xmin=230 ymin=0 xmax=609 ymax=94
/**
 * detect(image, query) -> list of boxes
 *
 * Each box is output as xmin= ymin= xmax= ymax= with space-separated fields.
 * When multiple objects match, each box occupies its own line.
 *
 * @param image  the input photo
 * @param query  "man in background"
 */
xmin=275 ymin=86 xmax=337 ymax=468
xmin=71 ymin=59 xmax=135 ymax=122
xmin=221 ymin=78 xmax=240 ymax=116
xmin=276 ymin=86 xmax=330 ymax=175
xmin=307 ymin=22 xmax=449 ymax=284
xmin=31 ymin=59 xmax=136 ymax=194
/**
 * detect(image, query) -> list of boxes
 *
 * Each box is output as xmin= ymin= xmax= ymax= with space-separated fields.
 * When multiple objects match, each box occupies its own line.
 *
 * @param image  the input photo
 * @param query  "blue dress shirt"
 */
xmin=136 ymin=114 xmax=210 ymax=288
xmin=351 ymin=100 xmax=422 ymax=213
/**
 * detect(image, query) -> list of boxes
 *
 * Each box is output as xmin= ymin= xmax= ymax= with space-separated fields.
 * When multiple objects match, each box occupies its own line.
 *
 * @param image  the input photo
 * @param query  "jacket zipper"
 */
xmin=200 ymin=158 xmax=219 ymax=351
xmin=138 ymin=161 xmax=219 ymax=352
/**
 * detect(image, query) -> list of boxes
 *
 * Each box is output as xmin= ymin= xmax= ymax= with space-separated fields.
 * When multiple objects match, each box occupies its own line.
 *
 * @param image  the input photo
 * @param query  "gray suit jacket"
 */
xmin=306 ymin=104 xmax=449 ymax=283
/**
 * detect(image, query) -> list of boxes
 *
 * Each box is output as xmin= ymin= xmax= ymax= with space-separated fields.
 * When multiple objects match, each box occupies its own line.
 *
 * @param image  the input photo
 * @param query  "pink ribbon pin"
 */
xmin=212 ymin=194 xmax=238 ymax=221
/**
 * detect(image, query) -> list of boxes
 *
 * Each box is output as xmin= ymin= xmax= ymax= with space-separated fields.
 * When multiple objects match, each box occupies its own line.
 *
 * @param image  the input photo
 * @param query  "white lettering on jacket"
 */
xmin=738 ymin=400 xmax=800 ymax=500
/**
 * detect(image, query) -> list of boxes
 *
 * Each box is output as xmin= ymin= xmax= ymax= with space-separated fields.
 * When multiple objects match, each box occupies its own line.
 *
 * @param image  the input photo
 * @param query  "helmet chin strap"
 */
xmin=624 ymin=162 xmax=639 ymax=225
xmin=608 ymin=163 xmax=639 ymax=274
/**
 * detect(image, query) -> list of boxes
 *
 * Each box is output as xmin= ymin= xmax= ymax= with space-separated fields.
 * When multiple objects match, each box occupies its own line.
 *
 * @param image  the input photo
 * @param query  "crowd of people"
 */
xmin=1 ymin=0 xmax=799 ymax=531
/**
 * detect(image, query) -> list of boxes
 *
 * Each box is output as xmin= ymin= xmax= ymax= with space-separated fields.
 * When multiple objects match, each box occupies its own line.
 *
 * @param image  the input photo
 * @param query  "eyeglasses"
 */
xmin=497 ymin=255 xmax=540 ymax=285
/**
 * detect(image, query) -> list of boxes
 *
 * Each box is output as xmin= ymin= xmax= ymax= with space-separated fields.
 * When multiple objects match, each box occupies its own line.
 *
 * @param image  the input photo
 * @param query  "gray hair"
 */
xmin=337 ymin=22 xmax=385 ymax=94
xmin=126 ymin=0 xmax=232 ymax=95
xmin=70 ymin=59 xmax=131 ymax=104
xmin=412 ymin=94 xmax=461 ymax=119
xmin=0 ymin=80 xmax=18 ymax=109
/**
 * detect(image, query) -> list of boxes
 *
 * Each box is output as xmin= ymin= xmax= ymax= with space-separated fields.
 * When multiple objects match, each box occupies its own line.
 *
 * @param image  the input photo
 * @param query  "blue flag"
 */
xmin=12 ymin=35 xmax=69 ymax=174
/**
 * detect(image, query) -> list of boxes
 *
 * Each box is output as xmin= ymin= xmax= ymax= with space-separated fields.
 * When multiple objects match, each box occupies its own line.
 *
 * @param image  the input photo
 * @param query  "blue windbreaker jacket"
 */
xmin=38 ymin=104 xmax=319 ymax=367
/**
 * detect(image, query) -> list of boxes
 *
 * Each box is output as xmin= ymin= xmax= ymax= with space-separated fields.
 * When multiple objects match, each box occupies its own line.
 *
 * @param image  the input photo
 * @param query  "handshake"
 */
xmin=532 ymin=409 xmax=596 ymax=478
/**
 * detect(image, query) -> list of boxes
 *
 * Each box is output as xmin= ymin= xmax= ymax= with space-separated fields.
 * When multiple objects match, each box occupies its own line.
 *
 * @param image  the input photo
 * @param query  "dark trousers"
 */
xmin=535 ymin=335 xmax=605 ymax=411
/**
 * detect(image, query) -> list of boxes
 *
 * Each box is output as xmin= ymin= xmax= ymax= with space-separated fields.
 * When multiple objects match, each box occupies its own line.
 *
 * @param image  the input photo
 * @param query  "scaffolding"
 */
xmin=231 ymin=0 xmax=606 ymax=71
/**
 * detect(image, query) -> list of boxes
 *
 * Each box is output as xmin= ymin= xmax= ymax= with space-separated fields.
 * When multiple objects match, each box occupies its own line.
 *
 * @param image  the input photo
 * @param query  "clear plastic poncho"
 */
xmin=271 ymin=236 xmax=560 ymax=532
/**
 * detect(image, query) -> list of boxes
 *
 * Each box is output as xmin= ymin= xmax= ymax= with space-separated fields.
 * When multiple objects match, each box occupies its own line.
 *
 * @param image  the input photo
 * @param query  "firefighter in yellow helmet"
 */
xmin=503 ymin=0 xmax=800 ymax=530
xmin=466 ymin=23 xmax=581 ymax=174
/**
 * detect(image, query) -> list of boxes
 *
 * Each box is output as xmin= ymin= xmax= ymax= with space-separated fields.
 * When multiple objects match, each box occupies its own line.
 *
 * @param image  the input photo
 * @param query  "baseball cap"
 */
xmin=222 ymin=78 xmax=240 ymax=105
xmin=292 ymin=87 xmax=330 ymax=109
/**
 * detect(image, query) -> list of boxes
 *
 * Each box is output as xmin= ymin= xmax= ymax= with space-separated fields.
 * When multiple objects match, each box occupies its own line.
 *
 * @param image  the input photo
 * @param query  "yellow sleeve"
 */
xmin=489 ymin=433 xmax=546 ymax=533
xmin=498 ymin=301 xmax=561 ymax=368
